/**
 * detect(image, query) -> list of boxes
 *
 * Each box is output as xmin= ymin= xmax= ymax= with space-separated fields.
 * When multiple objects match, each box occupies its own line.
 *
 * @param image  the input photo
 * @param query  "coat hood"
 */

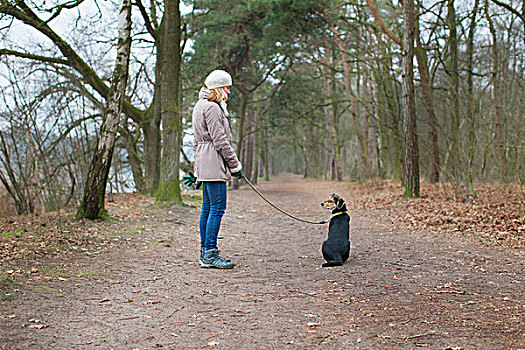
xmin=199 ymin=87 xmax=209 ymax=100
xmin=198 ymin=88 xmax=229 ymax=116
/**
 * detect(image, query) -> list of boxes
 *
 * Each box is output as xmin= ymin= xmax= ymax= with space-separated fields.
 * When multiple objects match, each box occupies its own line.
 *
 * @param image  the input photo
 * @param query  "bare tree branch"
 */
xmin=365 ymin=0 xmax=403 ymax=47
xmin=489 ymin=0 xmax=525 ymax=23
xmin=0 ymin=48 xmax=70 ymax=65
xmin=0 ymin=0 xmax=145 ymax=123
xmin=45 ymin=114 xmax=102 ymax=157
xmin=134 ymin=0 xmax=157 ymax=39
xmin=44 ymin=0 xmax=86 ymax=23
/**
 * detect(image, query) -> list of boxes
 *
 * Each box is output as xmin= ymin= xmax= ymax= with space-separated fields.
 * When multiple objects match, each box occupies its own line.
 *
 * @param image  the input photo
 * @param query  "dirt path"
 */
xmin=1 ymin=174 xmax=523 ymax=349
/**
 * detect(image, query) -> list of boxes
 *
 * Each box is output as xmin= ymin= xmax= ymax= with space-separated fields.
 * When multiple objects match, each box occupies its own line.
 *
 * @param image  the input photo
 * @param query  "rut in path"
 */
xmin=0 ymin=174 xmax=523 ymax=349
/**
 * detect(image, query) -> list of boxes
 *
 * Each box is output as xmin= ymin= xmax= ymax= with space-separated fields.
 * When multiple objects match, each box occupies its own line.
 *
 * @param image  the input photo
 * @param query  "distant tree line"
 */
xmin=0 ymin=0 xmax=523 ymax=217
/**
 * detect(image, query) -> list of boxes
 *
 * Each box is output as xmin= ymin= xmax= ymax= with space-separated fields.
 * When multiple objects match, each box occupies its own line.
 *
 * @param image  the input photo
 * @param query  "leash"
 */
xmin=241 ymin=177 xmax=354 ymax=258
xmin=243 ymin=177 xmax=354 ymax=257
xmin=243 ymin=176 xmax=329 ymax=225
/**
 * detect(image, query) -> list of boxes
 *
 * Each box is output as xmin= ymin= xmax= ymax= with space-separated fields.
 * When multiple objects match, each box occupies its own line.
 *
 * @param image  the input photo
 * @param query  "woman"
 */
xmin=184 ymin=69 xmax=243 ymax=269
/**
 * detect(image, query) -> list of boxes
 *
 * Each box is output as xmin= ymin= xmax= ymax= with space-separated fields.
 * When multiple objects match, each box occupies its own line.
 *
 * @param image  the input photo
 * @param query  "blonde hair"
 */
xmin=206 ymin=87 xmax=228 ymax=103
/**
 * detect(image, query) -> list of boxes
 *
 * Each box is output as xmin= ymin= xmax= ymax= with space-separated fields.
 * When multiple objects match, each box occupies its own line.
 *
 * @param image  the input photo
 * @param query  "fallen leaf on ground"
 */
xmin=28 ymin=324 xmax=49 ymax=329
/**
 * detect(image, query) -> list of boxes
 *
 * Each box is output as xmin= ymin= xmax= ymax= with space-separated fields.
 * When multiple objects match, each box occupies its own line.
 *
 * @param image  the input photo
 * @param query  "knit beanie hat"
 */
xmin=205 ymin=70 xmax=232 ymax=89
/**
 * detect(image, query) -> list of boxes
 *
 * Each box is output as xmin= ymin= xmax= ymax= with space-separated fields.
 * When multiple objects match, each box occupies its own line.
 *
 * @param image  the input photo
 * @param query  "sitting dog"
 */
xmin=320 ymin=194 xmax=350 ymax=267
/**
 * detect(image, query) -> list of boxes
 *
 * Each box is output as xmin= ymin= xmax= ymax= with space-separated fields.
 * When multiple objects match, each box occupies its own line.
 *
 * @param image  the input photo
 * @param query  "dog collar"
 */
xmin=330 ymin=211 xmax=347 ymax=219
xmin=318 ymin=211 xmax=347 ymax=224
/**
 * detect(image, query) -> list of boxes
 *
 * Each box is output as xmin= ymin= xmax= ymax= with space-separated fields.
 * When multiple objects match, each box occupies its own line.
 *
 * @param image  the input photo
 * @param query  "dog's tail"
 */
xmin=321 ymin=261 xmax=344 ymax=267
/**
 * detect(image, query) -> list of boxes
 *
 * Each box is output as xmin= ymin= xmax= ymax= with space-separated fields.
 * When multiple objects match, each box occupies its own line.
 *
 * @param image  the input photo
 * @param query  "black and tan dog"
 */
xmin=320 ymin=194 xmax=350 ymax=267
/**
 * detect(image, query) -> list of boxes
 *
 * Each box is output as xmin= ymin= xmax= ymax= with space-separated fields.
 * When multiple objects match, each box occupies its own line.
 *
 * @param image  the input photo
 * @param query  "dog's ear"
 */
xmin=337 ymin=197 xmax=345 ymax=209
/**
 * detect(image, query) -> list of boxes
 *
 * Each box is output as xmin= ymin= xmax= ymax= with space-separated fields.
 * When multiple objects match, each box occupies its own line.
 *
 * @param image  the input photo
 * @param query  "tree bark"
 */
xmin=77 ymin=0 xmax=132 ymax=219
xmin=447 ymin=0 xmax=461 ymax=183
xmin=156 ymin=0 xmax=183 ymax=203
xmin=252 ymin=105 xmax=260 ymax=184
xmin=402 ymin=0 xmax=420 ymax=198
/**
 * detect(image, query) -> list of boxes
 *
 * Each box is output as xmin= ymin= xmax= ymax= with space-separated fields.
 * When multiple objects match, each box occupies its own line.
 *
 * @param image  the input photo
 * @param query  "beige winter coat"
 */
xmin=192 ymin=88 xmax=242 ymax=182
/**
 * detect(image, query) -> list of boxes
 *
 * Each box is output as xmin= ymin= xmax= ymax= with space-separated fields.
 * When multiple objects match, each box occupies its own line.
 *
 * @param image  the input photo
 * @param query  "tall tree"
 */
xmin=156 ymin=0 xmax=183 ymax=202
xmin=77 ymin=0 xmax=132 ymax=219
xmin=402 ymin=0 xmax=420 ymax=197
xmin=465 ymin=0 xmax=481 ymax=193
xmin=446 ymin=0 xmax=461 ymax=184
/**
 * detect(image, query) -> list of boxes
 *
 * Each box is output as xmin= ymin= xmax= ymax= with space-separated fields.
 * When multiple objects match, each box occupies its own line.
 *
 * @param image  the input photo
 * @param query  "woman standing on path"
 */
xmin=184 ymin=70 xmax=243 ymax=269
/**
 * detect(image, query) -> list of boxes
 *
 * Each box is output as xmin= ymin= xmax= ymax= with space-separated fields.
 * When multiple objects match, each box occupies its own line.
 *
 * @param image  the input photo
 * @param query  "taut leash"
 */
xmin=243 ymin=177 xmax=329 ymax=225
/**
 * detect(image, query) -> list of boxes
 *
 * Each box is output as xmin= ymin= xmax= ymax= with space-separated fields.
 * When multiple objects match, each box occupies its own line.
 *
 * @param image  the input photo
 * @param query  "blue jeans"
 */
xmin=200 ymin=181 xmax=227 ymax=251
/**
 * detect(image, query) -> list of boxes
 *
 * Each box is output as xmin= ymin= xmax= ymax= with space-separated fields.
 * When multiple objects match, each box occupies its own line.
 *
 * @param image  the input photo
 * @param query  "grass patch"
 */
xmin=36 ymin=284 xmax=64 ymax=297
xmin=77 ymin=270 xmax=96 ymax=276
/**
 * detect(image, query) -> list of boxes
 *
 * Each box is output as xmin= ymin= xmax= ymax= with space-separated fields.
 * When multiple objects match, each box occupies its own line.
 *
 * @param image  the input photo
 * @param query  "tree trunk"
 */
xmin=262 ymin=127 xmax=270 ymax=181
xmin=466 ymin=0 xmax=480 ymax=194
xmin=447 ymin=0 xmax=461 ymax=183
xmin=414 ymin=18 xmax=440 ymax=183
xmin=485 ymin=0 xmax=505 ymax=182
xmin=77 ymin=0 xmax=132 ymax=219
xmin=156 ymin=0 xmax=183 ymax=203
xmin=402 ymin=0 xmax=420 ymax=198
xmin=141 ymin=116 xmax=161 ymax=193
xmin=364 ymin=71 xmax=378 ymax=178
xmin=252 ymin=105 xmax=260 ymax=184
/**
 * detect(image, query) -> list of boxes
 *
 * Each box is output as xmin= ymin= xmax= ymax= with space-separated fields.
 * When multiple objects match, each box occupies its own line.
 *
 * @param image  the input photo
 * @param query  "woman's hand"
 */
xmin=231 ymin=169 xmax=244 ymax=179
xmin=183 ymin=171 xmax=202 ymax=189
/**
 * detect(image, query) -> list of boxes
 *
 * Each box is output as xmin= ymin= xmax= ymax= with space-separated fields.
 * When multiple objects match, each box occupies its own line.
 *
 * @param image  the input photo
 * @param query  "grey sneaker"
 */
xmin=200 ymin=249 xmax=231 ymax=263
xmin=200 ymin=249 xmax=235 ymax=269
xmin=199 ymin=251 xmax=212 ymax=268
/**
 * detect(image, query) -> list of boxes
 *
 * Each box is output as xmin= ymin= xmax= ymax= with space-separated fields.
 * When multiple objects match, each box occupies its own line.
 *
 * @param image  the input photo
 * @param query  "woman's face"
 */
xmin=222 ymin=86 xmax=231 ymax=96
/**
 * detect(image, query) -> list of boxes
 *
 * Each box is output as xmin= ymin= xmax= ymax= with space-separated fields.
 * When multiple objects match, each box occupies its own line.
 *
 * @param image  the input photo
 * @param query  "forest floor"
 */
xmin=0 ymin=174 xmax=523 ymax=349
